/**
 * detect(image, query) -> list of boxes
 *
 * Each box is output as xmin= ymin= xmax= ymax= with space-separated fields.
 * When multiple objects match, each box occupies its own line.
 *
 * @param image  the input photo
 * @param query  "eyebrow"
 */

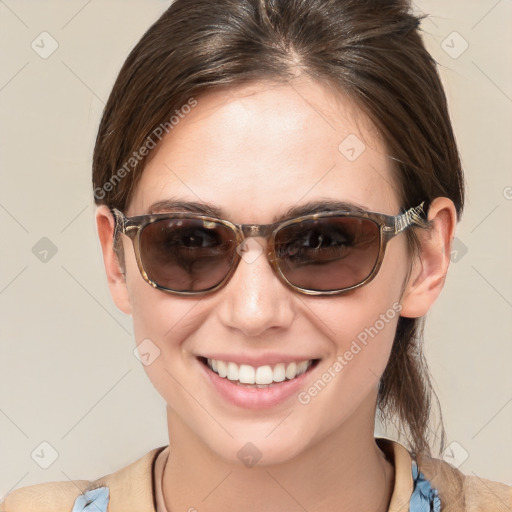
xmin=147 ymin=198 xmax=371 ymax=223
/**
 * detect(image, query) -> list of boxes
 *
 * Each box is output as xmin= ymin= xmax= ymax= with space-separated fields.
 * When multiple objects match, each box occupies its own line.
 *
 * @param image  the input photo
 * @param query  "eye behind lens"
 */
xmin=138 ymin=217 xmax=238 ymax=292
xmin=275 ymin=217 xmax=381 ymax=292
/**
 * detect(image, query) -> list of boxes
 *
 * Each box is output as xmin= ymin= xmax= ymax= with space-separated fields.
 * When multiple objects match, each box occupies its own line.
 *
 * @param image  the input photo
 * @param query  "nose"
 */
xmin=215 ymin=238 xmax=296 ymax=337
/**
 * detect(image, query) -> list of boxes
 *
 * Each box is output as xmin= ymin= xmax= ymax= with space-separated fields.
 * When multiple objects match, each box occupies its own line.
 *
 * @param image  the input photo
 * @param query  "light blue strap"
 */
xmin=71 ymin=486 xmax=110 ymax=512
xmin=410 ymin=460 xmax=441 ymax=511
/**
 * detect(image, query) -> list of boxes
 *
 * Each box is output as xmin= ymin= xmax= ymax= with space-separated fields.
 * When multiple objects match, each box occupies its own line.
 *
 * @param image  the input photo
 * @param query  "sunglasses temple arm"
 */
xmin=109 ymin=208 xmax=124 ymax=241
xmin=393 ymin=202 xmax=429 ymax=234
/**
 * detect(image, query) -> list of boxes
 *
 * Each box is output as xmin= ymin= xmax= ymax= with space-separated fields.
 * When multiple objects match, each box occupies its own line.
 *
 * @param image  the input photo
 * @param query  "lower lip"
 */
xmin=198 ymin=358 xmax=318 ymax=410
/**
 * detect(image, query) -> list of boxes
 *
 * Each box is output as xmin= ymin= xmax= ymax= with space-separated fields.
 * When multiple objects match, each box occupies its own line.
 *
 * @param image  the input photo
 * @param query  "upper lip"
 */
xmin=198 ymin=353 xmax=320 ymax=367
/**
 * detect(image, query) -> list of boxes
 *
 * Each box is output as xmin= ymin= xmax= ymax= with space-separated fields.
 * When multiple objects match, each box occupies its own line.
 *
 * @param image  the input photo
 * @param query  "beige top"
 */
xmin=2 ymin=439 xmax=511 ymax=511
xmin=150 ymin=441 xmax=411 ymax=511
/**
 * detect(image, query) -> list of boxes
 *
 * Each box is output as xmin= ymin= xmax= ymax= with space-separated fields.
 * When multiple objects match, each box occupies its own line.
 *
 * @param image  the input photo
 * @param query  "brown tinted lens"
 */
xmin=274 ymin=216 xmax=381 ymax=291
xmin=140 ymin=218 xmax=237 ymax=292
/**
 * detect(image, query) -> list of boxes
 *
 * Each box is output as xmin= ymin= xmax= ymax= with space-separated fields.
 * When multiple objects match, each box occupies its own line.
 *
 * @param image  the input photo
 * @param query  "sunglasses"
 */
xmin=110 ymin=202 xmax=428 ymax=296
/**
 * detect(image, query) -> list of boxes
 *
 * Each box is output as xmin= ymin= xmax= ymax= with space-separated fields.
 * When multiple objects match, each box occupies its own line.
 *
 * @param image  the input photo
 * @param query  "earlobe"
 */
xmin=96 ymin=205 xmax=132 ymax=315
xmin=399 ymin=197 xmax=457 ymax=318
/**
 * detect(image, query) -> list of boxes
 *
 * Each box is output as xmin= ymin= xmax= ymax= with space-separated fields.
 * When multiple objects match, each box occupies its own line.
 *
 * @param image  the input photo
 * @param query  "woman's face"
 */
xmin=120 ymin=78 xmax=413 ymax=465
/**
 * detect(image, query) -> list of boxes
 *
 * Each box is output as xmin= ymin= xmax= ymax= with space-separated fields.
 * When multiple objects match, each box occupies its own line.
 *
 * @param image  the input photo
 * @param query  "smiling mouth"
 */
xmin=198 ymin=357 xmax=320 ymax=388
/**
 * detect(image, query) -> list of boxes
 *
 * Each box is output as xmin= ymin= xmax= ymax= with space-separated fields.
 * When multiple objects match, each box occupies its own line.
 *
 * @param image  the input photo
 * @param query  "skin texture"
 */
xmin=96 ymin=76 xmax=456 ymax=512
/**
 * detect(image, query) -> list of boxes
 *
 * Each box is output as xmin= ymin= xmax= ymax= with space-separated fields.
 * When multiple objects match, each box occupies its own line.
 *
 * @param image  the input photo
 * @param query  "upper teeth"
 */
xmin=207 ymin=358 xmax=312 ymax=385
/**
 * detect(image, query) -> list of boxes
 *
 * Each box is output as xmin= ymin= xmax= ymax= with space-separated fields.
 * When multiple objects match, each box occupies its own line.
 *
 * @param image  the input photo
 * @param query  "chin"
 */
xmin=200 ymin=417 xmax=330 ymax=468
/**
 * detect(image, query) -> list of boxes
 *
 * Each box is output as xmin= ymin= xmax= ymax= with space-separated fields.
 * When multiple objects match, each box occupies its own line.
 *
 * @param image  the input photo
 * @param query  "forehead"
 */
xmin=128 ymin=77 xmax=400 ymax=220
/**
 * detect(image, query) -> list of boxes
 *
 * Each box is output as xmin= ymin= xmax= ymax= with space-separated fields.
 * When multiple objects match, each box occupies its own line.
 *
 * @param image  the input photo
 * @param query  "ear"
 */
xmin=96 ymin=205 xmax=132 ymax=315
xmin=399 ymin=197 xmax=457 ymax=318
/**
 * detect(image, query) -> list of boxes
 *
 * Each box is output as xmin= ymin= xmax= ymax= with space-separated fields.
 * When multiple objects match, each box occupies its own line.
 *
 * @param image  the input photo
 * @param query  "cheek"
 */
xmin=129 ymin=292 xmax=203 ymax=410
xmin=129 ymin=282 xmax=199 ymax=356
xmin=337 ymin=302 xmax=400 ymax=393
xmin=321 ymin=294 xmax=400 ymax=383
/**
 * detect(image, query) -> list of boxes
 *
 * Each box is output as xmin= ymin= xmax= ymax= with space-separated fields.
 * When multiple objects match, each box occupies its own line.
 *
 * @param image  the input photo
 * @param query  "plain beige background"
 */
xmin=1 ymin=0 xmax=511 ymax=499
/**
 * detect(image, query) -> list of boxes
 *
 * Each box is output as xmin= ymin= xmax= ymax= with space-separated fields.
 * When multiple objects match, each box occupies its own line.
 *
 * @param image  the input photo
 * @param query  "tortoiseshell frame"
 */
xmin=110 ymin=202 xmax=429 ymax=296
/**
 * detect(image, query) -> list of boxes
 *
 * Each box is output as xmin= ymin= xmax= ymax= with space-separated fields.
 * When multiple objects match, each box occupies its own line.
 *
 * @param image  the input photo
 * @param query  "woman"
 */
xmin=2 ymin=0 xmax=510 ymax=510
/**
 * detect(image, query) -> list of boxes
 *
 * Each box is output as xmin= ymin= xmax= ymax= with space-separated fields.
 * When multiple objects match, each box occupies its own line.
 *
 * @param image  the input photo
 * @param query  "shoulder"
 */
xmin=378 ymin=438 xmax=512 ymax=511
xmin=416 ymin=451 xmax=512 ymax=511
xmin=0 ymin=479 xmax=89 ymax=512
xmin=1 ymin=446 xmax=166 ymax=512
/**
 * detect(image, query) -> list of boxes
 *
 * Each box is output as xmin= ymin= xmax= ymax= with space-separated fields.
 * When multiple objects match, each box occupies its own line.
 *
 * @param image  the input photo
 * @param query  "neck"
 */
xmin=161 ymin=405 xmax=394 ymax=512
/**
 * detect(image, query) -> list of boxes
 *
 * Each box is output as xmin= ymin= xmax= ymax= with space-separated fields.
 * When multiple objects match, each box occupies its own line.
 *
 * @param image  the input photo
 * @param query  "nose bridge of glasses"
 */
xmin=239 ymin=223 xmax=275 ymax=239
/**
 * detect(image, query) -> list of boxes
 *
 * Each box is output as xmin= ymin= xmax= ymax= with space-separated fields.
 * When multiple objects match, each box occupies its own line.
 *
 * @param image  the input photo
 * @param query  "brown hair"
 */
xmin=92 ymin=0 xmax=464 ymax=456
